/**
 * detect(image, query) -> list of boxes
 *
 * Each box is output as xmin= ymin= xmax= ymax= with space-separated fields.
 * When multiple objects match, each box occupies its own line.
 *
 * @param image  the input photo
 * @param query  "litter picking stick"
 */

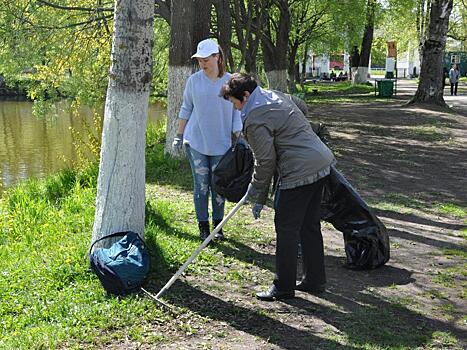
xmin=146 ymin=194 xmax=248 ymax=305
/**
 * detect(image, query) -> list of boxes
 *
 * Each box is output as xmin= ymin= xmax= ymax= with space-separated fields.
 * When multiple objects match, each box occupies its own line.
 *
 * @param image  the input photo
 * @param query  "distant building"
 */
xmin=397 ymin=38 xmax=465 ymax=78
xmin=396 ymin=49 xmax=420 ymax=78
xmin=299 ymin=52 xmax=349 ymax=79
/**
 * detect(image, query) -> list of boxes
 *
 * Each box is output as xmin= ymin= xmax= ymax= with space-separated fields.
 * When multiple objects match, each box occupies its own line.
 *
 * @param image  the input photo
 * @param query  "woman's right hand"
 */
xmin=172 ymin=133 xmax=183 ymax=151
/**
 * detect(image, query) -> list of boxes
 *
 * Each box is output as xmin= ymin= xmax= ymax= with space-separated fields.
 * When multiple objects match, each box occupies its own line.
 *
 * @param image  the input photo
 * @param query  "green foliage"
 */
xmin=371 ymin=37 xmax=388 ymax=67
xmin=0 ymin=2 xmax=169 ymax=107
xmin=0 ymin=0 xmax=112 ymax=106
xmin=380 ymin=0 xmax=419 ymax=53
xmin=145 ymin=123 xmax=192 ymax=188
xmin=448 ymin=0 xmax=467 ymax=49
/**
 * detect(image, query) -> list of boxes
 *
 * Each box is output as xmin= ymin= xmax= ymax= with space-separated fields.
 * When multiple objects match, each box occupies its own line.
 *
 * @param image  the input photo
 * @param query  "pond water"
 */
xmin=0 ymin=100 xmax=166 ymax=194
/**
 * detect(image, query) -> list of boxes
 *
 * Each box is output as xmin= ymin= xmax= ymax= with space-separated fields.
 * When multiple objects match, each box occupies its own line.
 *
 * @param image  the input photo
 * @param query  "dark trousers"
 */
xmin=451 ymin=82 xmax=458 ymax=96
xmin=273 ymin=177 xmax=327 ymax=291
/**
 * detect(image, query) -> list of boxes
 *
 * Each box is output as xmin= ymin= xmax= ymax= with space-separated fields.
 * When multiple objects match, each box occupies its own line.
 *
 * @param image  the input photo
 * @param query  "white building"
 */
xmin=396 ymin=47 xmax=420 ymax=78
xmin=299 ymin=52 xmax=349 ymax=78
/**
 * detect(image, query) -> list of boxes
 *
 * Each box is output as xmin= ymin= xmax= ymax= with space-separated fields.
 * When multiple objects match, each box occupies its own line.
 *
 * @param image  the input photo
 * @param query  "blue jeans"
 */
xmin=185 ymin=145 xmax=225 ymax=222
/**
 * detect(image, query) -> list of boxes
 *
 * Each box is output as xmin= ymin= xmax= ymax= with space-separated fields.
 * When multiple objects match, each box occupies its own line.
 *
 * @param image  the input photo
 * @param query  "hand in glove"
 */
xmin=252 ymin=203 xmax=263 ymax=219
xmin=245 ymin=184 xmax=263 ymax=219
xmin=172 ymin=133 xmax=183 ymax=151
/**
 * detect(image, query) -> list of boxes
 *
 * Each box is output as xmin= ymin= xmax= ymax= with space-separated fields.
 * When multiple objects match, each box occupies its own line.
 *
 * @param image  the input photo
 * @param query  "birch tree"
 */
xmin=410 ymin=0 xmax=453 ymax=105
xmin=91 ymin=0 xmax=154 ymax=245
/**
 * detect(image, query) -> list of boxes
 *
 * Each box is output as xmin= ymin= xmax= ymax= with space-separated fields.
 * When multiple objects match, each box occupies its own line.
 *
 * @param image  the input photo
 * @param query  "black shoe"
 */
xmin=198 ymin=221 xmax=210 ymax=241
xmin=213 ymin=219 xmax=224 ymax=240
xmin=295 ymin=281 xmax=326 ymax=294
xmin=256 ymin=285 xmax=295 ymax=301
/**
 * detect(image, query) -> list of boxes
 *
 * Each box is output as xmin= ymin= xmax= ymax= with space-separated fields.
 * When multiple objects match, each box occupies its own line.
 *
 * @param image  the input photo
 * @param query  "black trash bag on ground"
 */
xmin=212 ymin=140 xmax=254 ymax=203
xmin=321 ymin=166 xmax=390 ymax=270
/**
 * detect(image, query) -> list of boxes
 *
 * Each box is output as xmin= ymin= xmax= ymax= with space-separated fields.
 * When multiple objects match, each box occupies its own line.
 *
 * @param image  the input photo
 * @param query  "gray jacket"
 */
xmin=243 ymin=89 xmax=335 ymax=204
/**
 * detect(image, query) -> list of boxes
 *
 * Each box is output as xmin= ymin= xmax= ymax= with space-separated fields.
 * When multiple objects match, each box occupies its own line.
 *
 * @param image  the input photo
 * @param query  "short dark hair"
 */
xmin=220 ymin=73 xmax=258 ymax=100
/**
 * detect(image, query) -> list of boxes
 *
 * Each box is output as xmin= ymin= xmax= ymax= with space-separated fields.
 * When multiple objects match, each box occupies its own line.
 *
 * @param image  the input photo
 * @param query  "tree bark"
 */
xmin=288 ymin=43 xmax=299 ymax=92
xmin=416 ymin=0 xmax=432 ymax=67
xmin=232 ymin=0 xmax=264 ymax=75
xmin=261 ymin=0 xmax=290 ymax=91
xmin=192 ymin=0 xmax=212 ymax=50
xmin=410 ymin=0 xmax=453 ymax=105
xmin=92 ymin=0 xmax=154 ymax=246
xmin=214 ymin=0 xmax=234 ymax=71
xmin=165 ymin=0 xmax=211 ymax=156
xmin=353 ymin=0 xmax=375 ymax=84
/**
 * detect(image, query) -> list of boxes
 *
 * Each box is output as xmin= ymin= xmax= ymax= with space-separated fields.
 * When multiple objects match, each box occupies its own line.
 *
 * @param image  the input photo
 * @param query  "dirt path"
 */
xmin=121 ymin=87 xmax=466 ymax=350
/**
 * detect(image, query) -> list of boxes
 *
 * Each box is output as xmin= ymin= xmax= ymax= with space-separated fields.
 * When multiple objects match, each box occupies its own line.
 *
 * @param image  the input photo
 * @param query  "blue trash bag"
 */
xmin=89 ymin=231 xmax=150 ymax=295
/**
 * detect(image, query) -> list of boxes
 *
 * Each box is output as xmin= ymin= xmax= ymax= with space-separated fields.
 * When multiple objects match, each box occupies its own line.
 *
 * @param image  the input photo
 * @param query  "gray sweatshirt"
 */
xmin=242 ymin=87 xmax=336 ymax=204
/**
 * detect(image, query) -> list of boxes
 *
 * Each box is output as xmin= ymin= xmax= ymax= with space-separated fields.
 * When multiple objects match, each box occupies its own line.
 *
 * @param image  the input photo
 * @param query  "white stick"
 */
xmin=154 ymin=194 xmax=247 ymax=300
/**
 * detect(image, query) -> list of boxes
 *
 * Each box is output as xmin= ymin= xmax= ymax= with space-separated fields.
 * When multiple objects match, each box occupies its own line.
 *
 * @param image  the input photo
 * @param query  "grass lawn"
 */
xmin=295 ymin=81 xmax=384 ymax=104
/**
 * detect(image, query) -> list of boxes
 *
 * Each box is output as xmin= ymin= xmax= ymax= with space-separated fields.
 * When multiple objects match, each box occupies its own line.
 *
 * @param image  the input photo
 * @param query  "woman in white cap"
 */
xmin=172 ymin=38 xmax=242 ymax=241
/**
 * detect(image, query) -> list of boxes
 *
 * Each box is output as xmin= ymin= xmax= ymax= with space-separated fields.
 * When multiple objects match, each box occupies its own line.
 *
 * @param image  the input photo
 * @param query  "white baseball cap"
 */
xmin=191 ymin=39 xmax=219 ymax=59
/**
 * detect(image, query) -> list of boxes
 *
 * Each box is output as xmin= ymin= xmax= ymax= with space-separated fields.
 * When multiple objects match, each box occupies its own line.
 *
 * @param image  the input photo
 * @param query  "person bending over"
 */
xmin=220 ymin=73 xmax=336 ymax=301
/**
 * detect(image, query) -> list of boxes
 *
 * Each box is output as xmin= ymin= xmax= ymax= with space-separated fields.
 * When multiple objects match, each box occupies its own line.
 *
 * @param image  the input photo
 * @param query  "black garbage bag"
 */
xmin=321 ymin=166 xmax=390 ymax=270
xmin=212 ymin=140 xmax=254 ymax=203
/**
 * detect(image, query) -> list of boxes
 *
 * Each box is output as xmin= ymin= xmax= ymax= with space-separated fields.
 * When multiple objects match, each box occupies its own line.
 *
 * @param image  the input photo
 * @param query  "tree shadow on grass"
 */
xmin=375 ymin=209 xmax=466 ymax=232
xmin=285 ymin=288 xmax=466 ymax=349
xmin=144 ymin=202 xmax=275 ymax=277
xmin=140 ymin=258 xmax=459 ymax=350
xmin=388 ymin=228 xmax=465 ymax=251
xmin=146 ymin=279 xmax=358 ymax=350
xmin=144 ymin=199 xmax=415 ymax=290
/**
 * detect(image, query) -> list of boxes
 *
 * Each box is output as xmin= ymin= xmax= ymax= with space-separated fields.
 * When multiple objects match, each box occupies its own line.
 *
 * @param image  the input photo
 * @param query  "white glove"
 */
xmin=172 ymin=133 xmax=183 ymax=151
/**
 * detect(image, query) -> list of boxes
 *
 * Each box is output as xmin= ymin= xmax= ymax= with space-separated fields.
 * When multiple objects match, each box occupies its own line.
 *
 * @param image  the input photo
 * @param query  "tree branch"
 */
xmin=36 ymin=0 xmax=113 ymax=12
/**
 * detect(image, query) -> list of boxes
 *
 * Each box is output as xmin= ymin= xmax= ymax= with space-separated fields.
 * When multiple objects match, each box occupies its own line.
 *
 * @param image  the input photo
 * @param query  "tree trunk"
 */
xmin=261 ymin=0 xmax=290 ymax=91
xmin=214 ymin=0 xmax=234 ymax=71
xmin=288 ymin=43 xmax=299 ymax=92
xmin=300 ymin=42 xmax=309 ymax=90
xmin=92 ymin=0 xmax=154 ymax=246
xmin=410 ymin=0 xmax=453 ymax=105
xmin=165 ymin=0 xmax=211 ymax=156
xmin=417 ymin=0 xmax=432 ymax=67
xmin=192 ymin=0 xmax=212 ymax=50
xmin=232 ymin=0 xmax=264 ymax=74
xmin=353 ymin=0 xmax=375 ymax=84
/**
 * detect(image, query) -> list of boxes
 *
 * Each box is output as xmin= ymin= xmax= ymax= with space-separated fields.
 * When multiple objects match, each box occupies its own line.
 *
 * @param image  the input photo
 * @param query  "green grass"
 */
xmin=0 ymin=126 xmax=197 ymax=349
xmin=370 ymin=70 xmax=386 ymax=76
xmin=298 ymin=81 xmax=389 ymax=104
xmin=0 ymin=169 xmax=175 ymax=349
xmin=435 ymin=203 xmax=467 ymax=219
xmin=370 ymin=193 xmax=467 ymax=223
xmin=0 ymin=124 xmax=269 ymax=349
xmin=303 ymin=80 xmax=374 ymax=94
